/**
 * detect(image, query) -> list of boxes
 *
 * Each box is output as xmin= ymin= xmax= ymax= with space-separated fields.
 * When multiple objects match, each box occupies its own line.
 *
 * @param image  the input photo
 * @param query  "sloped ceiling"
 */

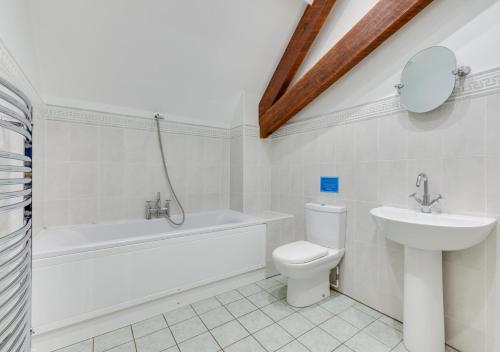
xmin=29 ymin=0 xmax=305 ymax=127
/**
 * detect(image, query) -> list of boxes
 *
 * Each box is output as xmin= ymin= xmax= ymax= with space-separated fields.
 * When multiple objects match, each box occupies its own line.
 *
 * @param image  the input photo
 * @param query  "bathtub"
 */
xmin=32 ymin=210 xmax=266 ymax=350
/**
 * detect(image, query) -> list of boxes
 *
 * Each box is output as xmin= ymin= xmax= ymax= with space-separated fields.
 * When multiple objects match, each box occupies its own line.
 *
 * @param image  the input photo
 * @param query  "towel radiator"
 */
xmin=0 ymin=77 xmax=33 ymax=352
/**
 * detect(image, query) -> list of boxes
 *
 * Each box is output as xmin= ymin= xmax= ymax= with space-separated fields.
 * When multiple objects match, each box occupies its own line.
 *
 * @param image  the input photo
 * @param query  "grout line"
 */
xmin=129 ymin=324 xmax=139 ymax=352
xmin=162 ymin=313 xmax=181 ymax=351
xmin=189 ymin=299 xmax=225 ymax=351
xmin=332 ymin=288 xmax=404 ymax=326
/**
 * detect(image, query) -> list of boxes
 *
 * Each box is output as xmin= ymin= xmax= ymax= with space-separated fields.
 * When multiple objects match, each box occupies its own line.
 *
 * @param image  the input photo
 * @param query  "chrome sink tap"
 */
xmin=409 ymin=173 xmax=442 ymax=213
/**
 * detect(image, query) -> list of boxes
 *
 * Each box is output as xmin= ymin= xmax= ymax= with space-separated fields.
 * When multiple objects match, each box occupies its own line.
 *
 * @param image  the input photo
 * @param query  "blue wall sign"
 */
xmin=320 ymin=177 xmax=339 ymax=193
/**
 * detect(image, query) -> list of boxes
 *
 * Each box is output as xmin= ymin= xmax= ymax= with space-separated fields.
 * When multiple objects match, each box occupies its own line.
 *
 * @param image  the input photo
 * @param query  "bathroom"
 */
xmin=1 ymin=0 xmax=500 ymax=351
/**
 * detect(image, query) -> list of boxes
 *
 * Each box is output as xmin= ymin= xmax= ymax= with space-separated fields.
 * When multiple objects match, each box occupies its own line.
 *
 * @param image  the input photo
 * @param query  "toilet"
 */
xmin=272 ymin=203 xmax=346 ymax=307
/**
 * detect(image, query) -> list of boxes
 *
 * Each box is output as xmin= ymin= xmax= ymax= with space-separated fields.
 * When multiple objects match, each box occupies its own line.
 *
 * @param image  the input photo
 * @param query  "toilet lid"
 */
xmin=273 ymin=241 xmax=328 ymax=264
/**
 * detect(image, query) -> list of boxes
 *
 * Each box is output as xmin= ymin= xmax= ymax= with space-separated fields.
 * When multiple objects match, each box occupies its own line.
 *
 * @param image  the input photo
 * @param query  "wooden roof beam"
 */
xmin=259 ymin=0 xmax=433 ymax=138
xmin=259 ymin=0 xmax=337 ymax=117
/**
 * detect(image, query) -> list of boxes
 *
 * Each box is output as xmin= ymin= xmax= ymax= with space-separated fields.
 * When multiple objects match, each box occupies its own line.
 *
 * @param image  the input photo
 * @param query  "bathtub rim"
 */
xmin=33 ymin=210 xmax=265 ymax=260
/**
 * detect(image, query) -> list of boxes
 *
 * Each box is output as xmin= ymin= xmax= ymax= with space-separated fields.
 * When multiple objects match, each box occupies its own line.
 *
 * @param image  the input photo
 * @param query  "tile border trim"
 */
xmin=43 ymin=105 xmax=230 ymax=139
xmin=272 ymin=66 xmax=500 ymax=138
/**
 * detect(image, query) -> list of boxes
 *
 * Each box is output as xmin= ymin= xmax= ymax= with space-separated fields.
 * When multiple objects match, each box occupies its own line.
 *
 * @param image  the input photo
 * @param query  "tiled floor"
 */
xmin=55 ymin=276 xmax=459 ymax=352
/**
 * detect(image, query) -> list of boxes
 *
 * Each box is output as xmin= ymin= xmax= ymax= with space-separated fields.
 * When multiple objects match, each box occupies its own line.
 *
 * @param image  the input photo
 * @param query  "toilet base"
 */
xmin=286 ymin=270 xmax=331 ymax=307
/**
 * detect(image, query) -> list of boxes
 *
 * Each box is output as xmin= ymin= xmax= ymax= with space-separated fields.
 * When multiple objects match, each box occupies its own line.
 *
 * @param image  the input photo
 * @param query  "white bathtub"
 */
xmin=32 ymin=210 xmax=266 ymax=351
xmin=34 ymin=210 xmax=263 ymax=259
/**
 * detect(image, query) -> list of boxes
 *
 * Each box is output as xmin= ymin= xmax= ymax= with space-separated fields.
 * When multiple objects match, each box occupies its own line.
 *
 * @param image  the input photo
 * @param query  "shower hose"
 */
xmin=155 ymin=114 xmax=186 ymax=226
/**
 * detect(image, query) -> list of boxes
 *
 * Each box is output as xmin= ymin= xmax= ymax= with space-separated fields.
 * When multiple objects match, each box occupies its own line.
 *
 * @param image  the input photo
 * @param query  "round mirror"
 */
xmin=399 ymin=46 xmax=457 ymax=113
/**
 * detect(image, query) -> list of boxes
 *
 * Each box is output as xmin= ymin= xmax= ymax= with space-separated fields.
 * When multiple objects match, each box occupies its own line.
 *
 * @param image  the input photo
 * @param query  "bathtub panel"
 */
xmin=32 ymin=223 xmax=266 ymax=333
xmin=32 ymin=259 xmax=92 ymax=326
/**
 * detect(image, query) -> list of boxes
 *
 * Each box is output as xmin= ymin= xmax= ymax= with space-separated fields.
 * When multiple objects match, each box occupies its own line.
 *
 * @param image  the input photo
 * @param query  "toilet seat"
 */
xmin=273 ymin=241 xmax=328 ymax=264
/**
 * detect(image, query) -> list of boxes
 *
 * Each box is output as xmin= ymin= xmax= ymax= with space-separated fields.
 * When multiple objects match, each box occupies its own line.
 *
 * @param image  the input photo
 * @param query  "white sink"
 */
xmin=371 ymin=206 xmax=496 ymax=352
xmin=370 ymin=206 xmax=496 ymax=251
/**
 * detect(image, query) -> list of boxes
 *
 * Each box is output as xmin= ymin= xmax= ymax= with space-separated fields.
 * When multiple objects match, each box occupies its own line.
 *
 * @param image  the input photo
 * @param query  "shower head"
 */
xmin=154 ymin=112 xmax=165 ymax=120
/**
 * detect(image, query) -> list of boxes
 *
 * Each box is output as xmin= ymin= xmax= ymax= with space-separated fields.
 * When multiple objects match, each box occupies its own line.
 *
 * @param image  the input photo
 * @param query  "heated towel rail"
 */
xmin=0 ymin=77 xmax=33 ymax=352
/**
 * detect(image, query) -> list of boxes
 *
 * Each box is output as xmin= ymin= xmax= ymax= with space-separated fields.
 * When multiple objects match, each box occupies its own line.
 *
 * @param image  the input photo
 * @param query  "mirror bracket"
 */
xmin=452 ymin=65 xmax=471 ymax=78
xmin=395 ymin=65 xmax=471 ymax=95
xmin=394 ymin=83 xmax=404 ymax=94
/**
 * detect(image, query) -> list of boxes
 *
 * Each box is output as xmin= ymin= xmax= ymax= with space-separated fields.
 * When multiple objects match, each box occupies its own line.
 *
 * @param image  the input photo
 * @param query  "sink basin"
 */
xmin=370 ymin=206 xmax=496 ymax=352
xmin=370 ymin=206 xmax=496 ymax=251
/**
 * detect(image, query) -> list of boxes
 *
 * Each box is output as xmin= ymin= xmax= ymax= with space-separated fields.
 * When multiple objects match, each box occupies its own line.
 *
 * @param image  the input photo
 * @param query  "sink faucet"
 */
xmin=145 ymin=192 xmax=171 ymax=220
xmin=409 ymin=173 xmax=442 ymax=213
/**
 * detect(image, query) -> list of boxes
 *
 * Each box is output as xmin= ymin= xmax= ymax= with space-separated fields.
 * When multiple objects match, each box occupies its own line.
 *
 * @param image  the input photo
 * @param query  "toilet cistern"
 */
xmin=409 ymin=172 xmax=442 ymax=213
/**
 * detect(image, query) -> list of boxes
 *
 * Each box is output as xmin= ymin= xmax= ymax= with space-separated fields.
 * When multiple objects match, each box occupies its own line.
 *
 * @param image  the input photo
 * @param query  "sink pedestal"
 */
xmin=404 ymin=247 xmax=445 ymax=352
xmin=370 ymin=206 xmax=496 ymax=352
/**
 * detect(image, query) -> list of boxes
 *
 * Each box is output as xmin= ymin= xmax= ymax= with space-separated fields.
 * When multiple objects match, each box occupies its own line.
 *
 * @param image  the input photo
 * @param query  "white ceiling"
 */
xmin=29 ymin=0 xmax=306 ymax=127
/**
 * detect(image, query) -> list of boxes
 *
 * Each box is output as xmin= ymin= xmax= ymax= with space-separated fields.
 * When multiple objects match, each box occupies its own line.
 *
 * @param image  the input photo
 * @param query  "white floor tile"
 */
xmin=237 ymin=283 xmax=263 ymax=297
xmin=298 ymin=305 xmax=334 ymax=325
xmin=274 ymin=275 xmax=288 ymax=284
xmin=217 ymin=290 xmax=244 ymax=305
xmin=353 ymin=303 xmax=382 ymax=319
xmin=107 ymin=342 xmax=136 ymax=352
xmin=210 ymin=320 xmax=249 ymax=348
xmin=391 ymin=342 xmax=409 ymax=352
xmin=363 ymin=320 xmax=402 ymax=348
xmin=163 ymin=347 xmax=180 ymax=352
xmin=132 ymin=315 xmax=167 ymax=339
xmin=191 ymin=297 xmax=222 ymax=315
xmin=247 ymin=291 xmax=278 ymax=308
xmin=256 ymin=278 xmax=281 ymax=291
xmin=94 ymin=326 xmax=134 ymax=352
xmin=276 ymin=341 xmax=309 ymax=352
xmin=178 ymin=332 xmax=220 ymax=352
xmin=345 ymin=332 xmax=390 ymax=352
xmin=268 ymin=285 xmax=287 ymax=300
xmin=319 ymin=295 xmax=353 ymax=315
xmin=338 ymin=307 xmax=376 ymax=329
xmin=226 ymin=298 xmax=258 ymax=317
xmin=164 ymin=306 xmax=197 ymax=326
xmin=297 ymin=327 xmax=341 ymax=352
xmin=55 ymin=340 xmax=93 ymax=352
xmin=334 ymin=346 xmax=354 ymax=352
xmin=261 ymin=301 xmax=295 ymax=321
xmin=277 ymin=313 xmax=315 ymax=338
xmin=224 ymin=336 xmax=265 ymax=352
xmin=378 ymin=316 xmax=403 ymax=332
xmin=331 ymin=292 xmax=355 ymax=305
xmin=135 ymin=328 xmax=176 ymax=352
xmin=320 ymin=316 xmax=359 ymax=342
xmin=253 ymin=324 xmax=293 ymax=351
xmin=169 ymin=317 xmax=207 ymax=343
xmin=237 ymin=309 xmax=274 ymax=333
xmin=199 ymin=306 xmax=234 ymax=329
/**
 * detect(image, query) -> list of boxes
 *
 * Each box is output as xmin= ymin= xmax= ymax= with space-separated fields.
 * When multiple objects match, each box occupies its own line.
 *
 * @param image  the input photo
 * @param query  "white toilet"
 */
xmin=272 ymin=203 xmax=346 ymax=307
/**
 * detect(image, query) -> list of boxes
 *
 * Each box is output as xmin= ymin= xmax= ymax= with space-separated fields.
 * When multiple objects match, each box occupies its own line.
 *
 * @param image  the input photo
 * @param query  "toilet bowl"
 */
xmin=272 ymin=203 xmax=346 ymax=307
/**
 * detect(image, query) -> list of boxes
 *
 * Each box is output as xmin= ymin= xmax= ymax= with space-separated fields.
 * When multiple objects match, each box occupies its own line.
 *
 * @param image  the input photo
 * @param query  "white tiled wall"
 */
xmin=229 ymin=125 xmax=272 ymax=215
xmin=38 ymin=114 xmax=230 ymax=227
xmin=268 ymin=92 xmax=500 ymax=352
xmin=229 ymin=127 xmax=243 ymax=211
xmin=243 ymin=128 xmax=272 ymax=214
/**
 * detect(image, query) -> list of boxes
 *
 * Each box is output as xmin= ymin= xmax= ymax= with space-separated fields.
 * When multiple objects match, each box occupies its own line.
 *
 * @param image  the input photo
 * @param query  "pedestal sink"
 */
xmin=370 ymin=206 xmax=496 ymax=352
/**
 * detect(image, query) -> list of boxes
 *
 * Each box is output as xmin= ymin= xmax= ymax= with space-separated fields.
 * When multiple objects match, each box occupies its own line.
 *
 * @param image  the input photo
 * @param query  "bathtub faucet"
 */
xmin=145 ymin=192 xmax=171 ymax=220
